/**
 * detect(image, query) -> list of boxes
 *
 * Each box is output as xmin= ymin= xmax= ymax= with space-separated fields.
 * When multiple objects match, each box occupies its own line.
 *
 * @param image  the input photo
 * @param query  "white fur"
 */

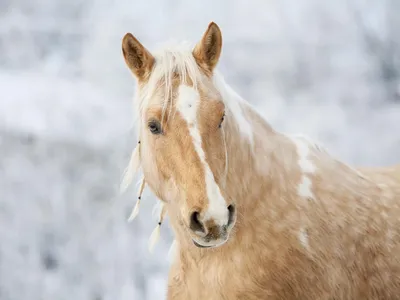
xmin=294 ymin=138 xmax=316 ymax=174
xmin=177 ymin=85 xmax=229 ymax=226
xmin=203 ymin=166 xmax=229 ymax=225
xmin=293 ymin=137 xmax=316 ymax=200
xmin=299 ymin=228 xmax=309 ymax=249
xmin=298 ymin=176 xmax=315 ymax=200
xmin=292 ymin=136 xmax=316 ymax=248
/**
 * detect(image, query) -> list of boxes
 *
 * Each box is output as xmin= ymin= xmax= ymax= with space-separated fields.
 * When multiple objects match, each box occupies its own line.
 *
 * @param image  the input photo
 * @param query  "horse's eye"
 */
xmin=218 ymin=112 xmax=225 ymax=128
xmin=148 ymin=120 xmax=162 ymax=134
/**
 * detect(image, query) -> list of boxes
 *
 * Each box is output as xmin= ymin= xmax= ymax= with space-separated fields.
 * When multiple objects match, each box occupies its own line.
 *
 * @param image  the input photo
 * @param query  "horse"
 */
xmin=120 ymin=22 xmax=400 ymax=299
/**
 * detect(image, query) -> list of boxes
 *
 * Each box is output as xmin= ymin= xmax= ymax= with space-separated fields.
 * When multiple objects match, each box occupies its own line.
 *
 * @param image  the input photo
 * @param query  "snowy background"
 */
xmin=1 ymin=0 xmax=400 ymax=299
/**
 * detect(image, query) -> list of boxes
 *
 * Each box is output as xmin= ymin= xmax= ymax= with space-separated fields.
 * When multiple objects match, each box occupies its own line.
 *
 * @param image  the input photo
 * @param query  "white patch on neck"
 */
xmin=292 ymin=136 xmax=317 ymax=250
xmin=177 ymin=85 xmax=228 ymax=226
xmin=293 ymin=137 xmax=316 ymax=200
xmin=293 ymin=134 xmax=369 ymax=181
xmin=213 ymin=72 xmax=254 ymax=146
xmin=299 ymin=228 xmax=309 ymax=249
xmin=294 ymin=139 xmax=316 ymax=174
xmin=298 ymin=176 xmax=314 ymax=199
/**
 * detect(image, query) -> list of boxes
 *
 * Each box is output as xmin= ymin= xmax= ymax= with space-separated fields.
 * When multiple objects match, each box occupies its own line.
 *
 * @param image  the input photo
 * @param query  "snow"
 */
xmin=1 ymin=0 xmax=399 ymax=299
xmin=0 ymin=71 xmax=132 ymax=148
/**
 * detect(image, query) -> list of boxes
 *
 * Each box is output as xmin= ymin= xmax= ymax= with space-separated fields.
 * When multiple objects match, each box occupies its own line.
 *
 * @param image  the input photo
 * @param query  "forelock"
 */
xmin=133 ymin=42 xmax=206 ymax=130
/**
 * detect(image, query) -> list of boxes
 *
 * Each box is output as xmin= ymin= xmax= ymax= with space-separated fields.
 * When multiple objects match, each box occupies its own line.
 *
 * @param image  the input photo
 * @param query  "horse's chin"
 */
xmin=192 ymin=239 xmax=227 ymax=249
xmin=193 ymin=240 xmax=214 ymax=248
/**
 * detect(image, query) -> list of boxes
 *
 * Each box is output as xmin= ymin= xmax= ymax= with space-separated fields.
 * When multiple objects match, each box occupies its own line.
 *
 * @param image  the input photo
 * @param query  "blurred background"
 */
xmin=1 ymin=0 xmax=400 ymax=299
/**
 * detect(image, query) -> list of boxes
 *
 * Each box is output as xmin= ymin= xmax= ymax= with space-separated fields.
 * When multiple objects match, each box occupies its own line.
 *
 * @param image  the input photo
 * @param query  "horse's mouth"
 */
xmin=192 ymin=238 xmax=229 ymax=249
xmin=193 ymin=240 xmax=213 ymax=248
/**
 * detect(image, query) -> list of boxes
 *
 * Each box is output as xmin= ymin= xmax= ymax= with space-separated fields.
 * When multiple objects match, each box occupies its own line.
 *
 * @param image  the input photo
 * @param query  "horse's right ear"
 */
xmin=122 ymin=33 xmax=155 ymax=80
xmin=193 ymin=22 xmax=222 ymax=74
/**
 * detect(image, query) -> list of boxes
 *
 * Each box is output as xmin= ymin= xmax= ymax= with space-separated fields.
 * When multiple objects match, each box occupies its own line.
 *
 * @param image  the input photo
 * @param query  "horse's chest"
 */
xmin=184 ymin=257 xmax=259 ymax=299
xmin=185 ymin=264 xmax=229 ymax=298
xmin=181 ymin=250 xmax=327 ymax=300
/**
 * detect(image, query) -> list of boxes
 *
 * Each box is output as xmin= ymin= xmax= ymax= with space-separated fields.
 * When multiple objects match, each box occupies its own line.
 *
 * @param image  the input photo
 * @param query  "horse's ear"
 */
xmin=193 ymin=22 xmax=222 ymax=73
xmin=122 ymin=33 xmax=155 ymax=80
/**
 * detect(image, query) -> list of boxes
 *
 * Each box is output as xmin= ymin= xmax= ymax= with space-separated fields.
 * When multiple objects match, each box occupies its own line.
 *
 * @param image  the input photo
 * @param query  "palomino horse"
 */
xmin=120 ymin=22 xmax=400 ymax=299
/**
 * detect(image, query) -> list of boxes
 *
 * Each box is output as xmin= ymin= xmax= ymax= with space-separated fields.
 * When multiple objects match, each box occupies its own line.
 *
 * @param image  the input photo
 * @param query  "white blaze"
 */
xmin=177 ymin=85 xmax=228 ymax=226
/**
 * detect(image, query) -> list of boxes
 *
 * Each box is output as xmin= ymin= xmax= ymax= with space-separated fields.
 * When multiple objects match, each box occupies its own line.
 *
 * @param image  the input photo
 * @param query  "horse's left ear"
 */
xmin=193 ymin=22 xmax=222 ymax=73
xmin=122 ymin=33 xmax=155 ymax=80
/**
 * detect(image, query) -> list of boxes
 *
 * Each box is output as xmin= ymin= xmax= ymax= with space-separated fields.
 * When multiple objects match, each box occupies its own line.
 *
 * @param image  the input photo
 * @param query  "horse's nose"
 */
xmin=189 ymin=204 xmax=236 ymax=235
xmin=227 ymin=204 xmax=236 ymax=227
xmin=189 ymin=211 xmax=206 ymax=234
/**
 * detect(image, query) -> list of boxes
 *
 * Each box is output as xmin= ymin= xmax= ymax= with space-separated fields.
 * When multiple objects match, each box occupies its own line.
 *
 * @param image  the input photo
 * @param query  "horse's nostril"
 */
xmin=190 ymin=211 xmax=205 ymax=233
xmin=227 ymin=204 xmax=236 ymax=226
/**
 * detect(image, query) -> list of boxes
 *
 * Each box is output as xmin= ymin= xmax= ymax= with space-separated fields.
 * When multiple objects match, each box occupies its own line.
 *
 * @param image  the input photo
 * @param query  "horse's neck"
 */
xmin=223 ymin=91 xmax=290 ymax=208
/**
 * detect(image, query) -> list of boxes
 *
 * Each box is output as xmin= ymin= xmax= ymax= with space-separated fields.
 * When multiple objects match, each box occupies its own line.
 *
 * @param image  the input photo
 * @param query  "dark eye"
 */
xmin=218 ymin=112 xmax=225 ymax=128
xmin=148 ymin=120 xmax=162 ymax=134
